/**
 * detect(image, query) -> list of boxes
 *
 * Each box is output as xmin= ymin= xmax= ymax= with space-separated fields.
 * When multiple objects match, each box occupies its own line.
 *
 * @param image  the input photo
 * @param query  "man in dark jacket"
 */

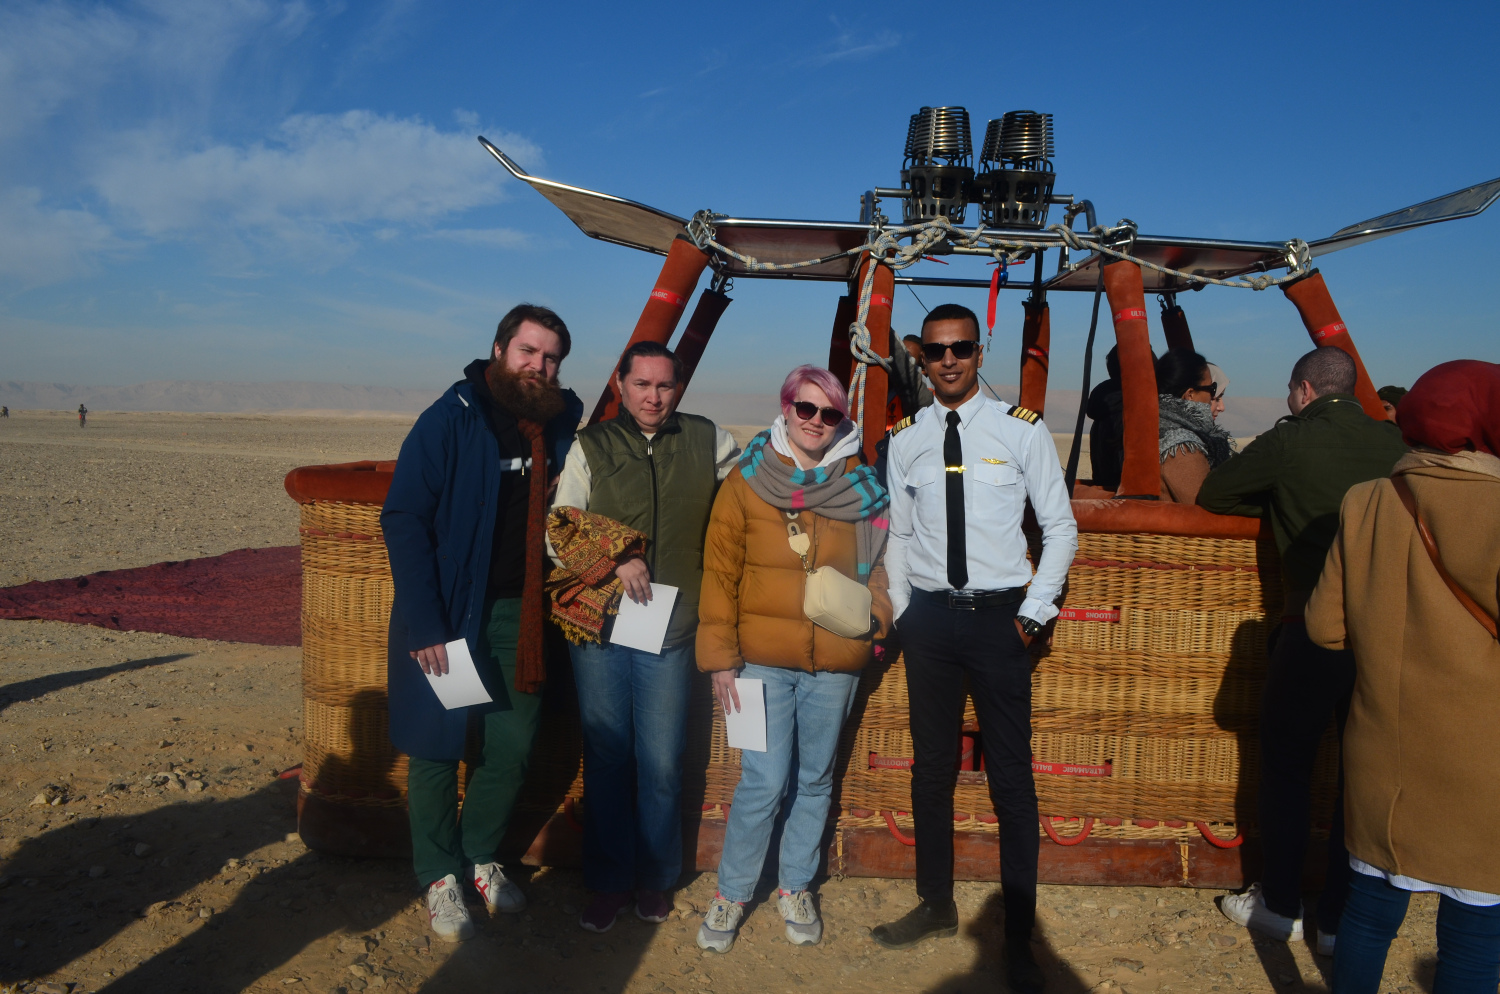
xmin=1198 ymin=346 xmax=1407 ymax=955
xmin=551 ymin=340 xmax=739 ymax=932
xmin=381 ymin=304 xmax=583 ymax=943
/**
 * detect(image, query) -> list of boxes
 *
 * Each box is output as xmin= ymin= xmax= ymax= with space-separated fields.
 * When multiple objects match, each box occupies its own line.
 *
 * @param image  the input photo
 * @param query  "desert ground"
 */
xmin=0 ymin=410 xmax=1444 ymax=994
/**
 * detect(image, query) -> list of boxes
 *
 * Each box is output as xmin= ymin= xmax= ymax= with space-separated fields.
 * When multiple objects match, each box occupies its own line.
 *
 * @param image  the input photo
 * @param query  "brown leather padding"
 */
xmin=1103 ymin=260 xmax=1161 ymax=498
xmin=589 ymin=234 xmax=710 ymax=425
xmin=1280 ymin=270 xmax=1386 ymax=420
xmin=283 ymin=461 xmax=396 ymax=506
xmin=852 ymin=254 xmax=894 ymax=465
xmin=1160 ymin=304 xmax=1193 ymax=352
xmin=1019 ymin=299 xmax=1051 ymax=415
xmin=1071 ymin=498 xmax=1264 ymax=539
xmin=826 ymin=294 xmax=858 ymax=386
xmin=672 ymin=288 xmax=733 ymax=401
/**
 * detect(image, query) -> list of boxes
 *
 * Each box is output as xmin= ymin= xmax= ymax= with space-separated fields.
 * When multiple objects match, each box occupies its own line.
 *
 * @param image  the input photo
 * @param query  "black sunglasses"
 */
xmin=792 ymin=401 xmax=846 ymax=427
xmin=920 ymin=339 xmax=980 ymax=362
xmin=1188 ymin=382 xmax=1219 ymax=399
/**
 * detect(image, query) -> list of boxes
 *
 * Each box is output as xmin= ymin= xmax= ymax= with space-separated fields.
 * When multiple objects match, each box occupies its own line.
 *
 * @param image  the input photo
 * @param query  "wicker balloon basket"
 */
xmin=285 ymin=465 xmax=1335 ymax=886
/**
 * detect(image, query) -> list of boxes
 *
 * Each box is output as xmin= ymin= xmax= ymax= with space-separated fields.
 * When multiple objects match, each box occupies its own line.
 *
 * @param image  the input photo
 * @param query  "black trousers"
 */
xmin=901 ymin=596 xmax=1038 ymax=940
xmin=1258 ymin=619 xmax=1355 ymax=933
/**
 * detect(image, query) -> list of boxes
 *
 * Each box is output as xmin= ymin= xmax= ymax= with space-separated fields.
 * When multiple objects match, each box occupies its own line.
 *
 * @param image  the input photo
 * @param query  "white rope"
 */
xmin=684 ymin=210 xmax=1314 ymax=441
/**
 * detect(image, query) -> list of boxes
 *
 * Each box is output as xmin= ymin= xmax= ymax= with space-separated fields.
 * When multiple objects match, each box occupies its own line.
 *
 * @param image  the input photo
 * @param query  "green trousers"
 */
xmin=407 ymin=598 xmax=544 ymax=887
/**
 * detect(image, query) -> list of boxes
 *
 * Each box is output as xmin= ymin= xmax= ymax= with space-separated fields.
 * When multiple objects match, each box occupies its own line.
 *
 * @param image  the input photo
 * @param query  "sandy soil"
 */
xmin=0 ymin=411 xmax=1445 ymax=994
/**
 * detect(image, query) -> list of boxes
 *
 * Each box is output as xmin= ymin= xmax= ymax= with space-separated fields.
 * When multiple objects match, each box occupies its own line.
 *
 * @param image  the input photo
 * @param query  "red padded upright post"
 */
xmin=1019 ymin=299 xmax=1051 ymax=416
xmin=671 ymin=288 xmax=733 ymax=403
xmin=850 ymin=254 xmax=894 ymax=465
xmin=826 ymin=294 xmax=858 ymax=387
xmin=1280 ymin=270 xmax=1385 ymax=420
xmin=1160 ymin=303 xmax=1194 ymax=352
xmin=1102 ymin=260 xmax=1161 ymax=499
xmin=589 ymin=235 xmax=710 ymax=425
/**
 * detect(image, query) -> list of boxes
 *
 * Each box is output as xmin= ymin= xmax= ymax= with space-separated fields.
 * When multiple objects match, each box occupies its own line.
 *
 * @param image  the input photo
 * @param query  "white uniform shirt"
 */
xmin=885 ymin=392 xmax=1078 ymax=625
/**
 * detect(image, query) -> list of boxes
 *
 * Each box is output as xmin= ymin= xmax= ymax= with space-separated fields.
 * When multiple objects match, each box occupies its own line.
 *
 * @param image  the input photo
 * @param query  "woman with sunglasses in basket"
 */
xmin=1154 ymin=347 xmax=1236 ymax=504
xmin=694 ymin=364 xmax=893 ymax=953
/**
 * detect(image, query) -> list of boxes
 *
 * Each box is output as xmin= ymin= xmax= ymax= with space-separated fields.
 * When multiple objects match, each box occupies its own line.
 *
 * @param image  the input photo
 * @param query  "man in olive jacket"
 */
xmin=551 ymin=340 xmax=740 ymax=932
xmin=1197 ymin=347 xmax=1407 ymax=952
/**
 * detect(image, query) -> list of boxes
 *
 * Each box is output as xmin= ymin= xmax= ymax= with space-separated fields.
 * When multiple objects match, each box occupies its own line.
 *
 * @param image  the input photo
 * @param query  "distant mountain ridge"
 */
xmin=1 ymin=379 xmax=1288 ymax=436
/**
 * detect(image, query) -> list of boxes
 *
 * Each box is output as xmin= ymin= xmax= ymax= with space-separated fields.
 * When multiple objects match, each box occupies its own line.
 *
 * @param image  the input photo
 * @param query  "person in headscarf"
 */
xmin=1308 ymin=360 xmax=1500 ymax=993
xmin=1153 ymin=348 xmax=1235 ymax=503
xmin=1376 ymin=384 xmax=1407 ymax=421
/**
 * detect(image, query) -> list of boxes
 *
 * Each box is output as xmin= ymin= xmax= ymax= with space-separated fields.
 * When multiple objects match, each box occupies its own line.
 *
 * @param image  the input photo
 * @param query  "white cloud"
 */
xmin=91 ymin=112 xmax=543 ymax=262
xmin=419 ymin=227 xmax=531 ymax=248
xmin=804 ymin=22 xmax=900 ymax=67
xmin=0 ymin=188 xmax=120 ymax=285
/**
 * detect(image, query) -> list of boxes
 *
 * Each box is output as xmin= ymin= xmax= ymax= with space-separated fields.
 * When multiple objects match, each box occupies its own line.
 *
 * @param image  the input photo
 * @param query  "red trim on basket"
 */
xmin=1040 ymin=815 xmax=1095 ymax=846
xmin=1056 ymin=607 xmax=1121 ymax=623
xmin=277 ymin=765 xmax=303 ymax=780
xmin=883 ymin=811 xmax=917 ymax=846
xmin=1196 ymin=822 xmax=1245 ymax=848
xmin=869 ymin=752 xmax=914 ymax=770
xmin=1032 ymin=758 xmax=1113 ymax=777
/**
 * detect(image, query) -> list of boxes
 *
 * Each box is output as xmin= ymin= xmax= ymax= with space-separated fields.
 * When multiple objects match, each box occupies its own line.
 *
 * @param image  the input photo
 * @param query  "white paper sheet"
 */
xmin=723 ymin=677 xmax=767 ymax=752
xmin=423 ymin=638 xmax=495 ymax=710
xmin=609 ymin=583 xmax=679 ymax=654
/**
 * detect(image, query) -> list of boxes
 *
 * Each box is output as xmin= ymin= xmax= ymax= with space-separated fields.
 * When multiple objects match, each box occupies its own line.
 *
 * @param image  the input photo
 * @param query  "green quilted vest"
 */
xmin=577 ymin=410 xmax=719 ymax=647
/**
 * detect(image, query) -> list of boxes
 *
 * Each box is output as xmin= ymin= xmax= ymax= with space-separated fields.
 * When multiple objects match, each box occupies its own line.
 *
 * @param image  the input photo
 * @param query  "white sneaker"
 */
xmin=426 ymin=874 xmax=475 ymax=942
xmin=1316 ymin=931 xmax=1336 ymax=957
xmin=473 ymin=862 xmax=525 ymax=914
xmin=777 ymin=890 xmax=823 ymax=946
xmin=1219 ymin=882 xmax=1304 ymax=941
xmin=696 ymin=896 xmax=745 ymax=953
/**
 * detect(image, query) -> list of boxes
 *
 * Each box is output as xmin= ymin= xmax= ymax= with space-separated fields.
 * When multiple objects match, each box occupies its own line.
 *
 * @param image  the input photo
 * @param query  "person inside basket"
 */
xmin=876 ymin=303 xmax=1078 ymax=994
xmin=1198 ymin=346 xmax=1407 ymax=955
xmin=1305 ymin=359 xmax=1500 ymax=993
xmin=551 ymin=340 xmax=741 ymax=933
xmin=694 ymin=364 xmax=892 ymax=954
xmin=381 ymin=304 xmax=584 ymax=943
xmin=1154 ymin=348 xmax=1235 ymax=504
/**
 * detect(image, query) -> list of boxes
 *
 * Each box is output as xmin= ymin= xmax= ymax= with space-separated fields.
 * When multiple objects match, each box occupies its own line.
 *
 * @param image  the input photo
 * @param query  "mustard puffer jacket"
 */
xmin=696 ymin=453 xmax=892 ymax=674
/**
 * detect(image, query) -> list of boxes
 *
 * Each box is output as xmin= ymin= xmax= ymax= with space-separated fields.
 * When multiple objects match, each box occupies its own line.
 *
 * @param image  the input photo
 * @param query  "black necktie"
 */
xmin=944 ymin=410 xmax=968 ymax=589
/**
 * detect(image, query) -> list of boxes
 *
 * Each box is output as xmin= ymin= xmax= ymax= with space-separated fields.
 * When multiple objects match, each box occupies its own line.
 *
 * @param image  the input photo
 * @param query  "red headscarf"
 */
xmin=1397 ymin=360 xmax=1500 ymax=456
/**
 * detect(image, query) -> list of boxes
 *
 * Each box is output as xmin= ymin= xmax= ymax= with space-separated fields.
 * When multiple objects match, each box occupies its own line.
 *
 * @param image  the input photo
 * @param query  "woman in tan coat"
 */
xmin=1306 ymin=359 xmax=1500 ymax=993
xmin=694 ymin=365 xmax=892 ymax=955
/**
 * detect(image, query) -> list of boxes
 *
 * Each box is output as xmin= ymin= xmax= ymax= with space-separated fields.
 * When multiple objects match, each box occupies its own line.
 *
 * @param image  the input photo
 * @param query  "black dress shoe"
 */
xmin=1005 ymin=937 xmax=1045 ymax=993
xmin=870 ymin=899 xmax=959 ymax=949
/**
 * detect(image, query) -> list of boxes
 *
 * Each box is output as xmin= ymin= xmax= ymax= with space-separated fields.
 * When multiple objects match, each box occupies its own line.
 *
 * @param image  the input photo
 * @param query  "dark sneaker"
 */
xmin=1006 ymin=937 xmax=1046 ymax=993
xmin=871 ymin=899 xmax=959 ymax=950
xmin=579 ymin=891 xmax=632 ymax=933
xmin=635 ymin=889 xmax=671 ymax=924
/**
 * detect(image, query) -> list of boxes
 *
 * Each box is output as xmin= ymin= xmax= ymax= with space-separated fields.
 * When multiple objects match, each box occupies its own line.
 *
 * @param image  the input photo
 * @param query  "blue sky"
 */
xmin=2 ymin=1 xmax=1498 ymax=401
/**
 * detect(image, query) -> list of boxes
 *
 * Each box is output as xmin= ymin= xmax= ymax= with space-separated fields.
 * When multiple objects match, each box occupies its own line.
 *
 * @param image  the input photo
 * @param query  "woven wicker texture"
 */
xmin=294 ymin=497 xmax=1332 ymax=840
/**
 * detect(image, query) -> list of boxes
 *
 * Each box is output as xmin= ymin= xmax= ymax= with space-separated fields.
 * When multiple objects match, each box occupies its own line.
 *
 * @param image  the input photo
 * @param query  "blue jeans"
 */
xmin=1334 ymin=870 xmax=1500 ymax=994
xmin=570 ymin=639 xmax=694 ymax=893
xmin=715 ymin=663 xmax=859 ymax=904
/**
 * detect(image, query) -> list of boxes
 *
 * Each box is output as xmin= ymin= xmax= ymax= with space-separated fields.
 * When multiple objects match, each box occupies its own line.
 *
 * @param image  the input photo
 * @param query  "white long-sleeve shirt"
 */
xmin=884 ymin=391 xmax=1077 ymax=625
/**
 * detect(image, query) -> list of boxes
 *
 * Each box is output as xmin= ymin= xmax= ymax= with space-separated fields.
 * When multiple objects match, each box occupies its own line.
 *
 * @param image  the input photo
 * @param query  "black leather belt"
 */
xmin=913 ymin=586 xmax=1026 ymax=611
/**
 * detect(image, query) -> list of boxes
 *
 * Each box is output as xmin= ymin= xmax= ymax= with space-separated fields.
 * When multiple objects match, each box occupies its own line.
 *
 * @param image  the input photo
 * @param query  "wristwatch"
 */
xmin=1017 ymin=616 xmax=1045 ymax=639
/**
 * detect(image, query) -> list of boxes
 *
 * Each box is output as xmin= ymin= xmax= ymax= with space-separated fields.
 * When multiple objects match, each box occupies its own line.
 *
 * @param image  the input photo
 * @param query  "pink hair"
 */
xmin=779 ymin=364 xmax=849 ymax=416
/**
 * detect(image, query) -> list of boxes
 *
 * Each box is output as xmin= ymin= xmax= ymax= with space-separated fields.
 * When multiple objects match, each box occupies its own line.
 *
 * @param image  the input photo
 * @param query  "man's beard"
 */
xmin=486 ymin=359 xmax=566 ymax=423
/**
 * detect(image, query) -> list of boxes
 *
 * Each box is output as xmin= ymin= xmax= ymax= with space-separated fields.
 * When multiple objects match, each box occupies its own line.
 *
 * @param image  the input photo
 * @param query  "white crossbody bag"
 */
xmin=785 ymin=513 xmax=872 ymax=639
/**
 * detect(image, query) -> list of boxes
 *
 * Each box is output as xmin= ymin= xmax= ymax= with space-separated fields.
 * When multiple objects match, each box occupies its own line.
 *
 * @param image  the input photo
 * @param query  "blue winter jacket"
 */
xmin=381 ymin=375 xmax=582 ymax=761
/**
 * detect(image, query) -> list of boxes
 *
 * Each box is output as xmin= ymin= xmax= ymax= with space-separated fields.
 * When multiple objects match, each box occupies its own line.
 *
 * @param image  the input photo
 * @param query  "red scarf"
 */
xmin=514 ymin=418 xmax=550 ymax=694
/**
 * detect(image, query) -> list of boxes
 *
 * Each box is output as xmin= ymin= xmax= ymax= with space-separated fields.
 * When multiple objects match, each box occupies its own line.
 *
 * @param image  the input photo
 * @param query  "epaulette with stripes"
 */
xmin=889 ymin=415 xmax=914 ymax=436
xmin=1007 ymin=405 xmax=1041 ymax=425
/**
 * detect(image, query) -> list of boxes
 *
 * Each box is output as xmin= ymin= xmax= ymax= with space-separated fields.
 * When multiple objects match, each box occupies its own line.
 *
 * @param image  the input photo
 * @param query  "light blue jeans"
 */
xmin=715 ymin=663 xmax=859 ymax=903
xmin=570 ymin=639 xmax=694 ymax=893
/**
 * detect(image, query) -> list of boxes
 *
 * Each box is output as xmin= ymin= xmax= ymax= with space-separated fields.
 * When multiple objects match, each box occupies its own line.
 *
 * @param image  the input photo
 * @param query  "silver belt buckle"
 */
xmin=947 ymin=589 xmax=979 ymax=610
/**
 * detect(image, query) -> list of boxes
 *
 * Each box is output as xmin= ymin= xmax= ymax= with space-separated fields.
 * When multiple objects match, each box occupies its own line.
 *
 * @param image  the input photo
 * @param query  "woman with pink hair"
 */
xmin=694 ymin=364 xmax=893 ymax=953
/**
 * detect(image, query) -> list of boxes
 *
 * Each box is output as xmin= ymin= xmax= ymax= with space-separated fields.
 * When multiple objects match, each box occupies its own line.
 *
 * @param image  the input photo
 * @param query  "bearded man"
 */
xmin=382 ymin=304 xmax=584 ymax=943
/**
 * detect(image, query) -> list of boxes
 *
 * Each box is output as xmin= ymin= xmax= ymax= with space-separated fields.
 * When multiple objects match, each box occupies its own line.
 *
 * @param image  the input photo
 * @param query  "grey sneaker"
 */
xmin=777 ymin=890 xmax=823 ymax=945
xmin=1316 ymin=931 xmax=1336 ymax=957
xmin=696 ymin=896 xmax=745 ymax=953
xmin=473 ymin=862 xmax=525 ymax=914
xmin=1219 ymin=882 xmax=1304 ymax=941
xmin=425 ymin=874 xmax=475 ymax=942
